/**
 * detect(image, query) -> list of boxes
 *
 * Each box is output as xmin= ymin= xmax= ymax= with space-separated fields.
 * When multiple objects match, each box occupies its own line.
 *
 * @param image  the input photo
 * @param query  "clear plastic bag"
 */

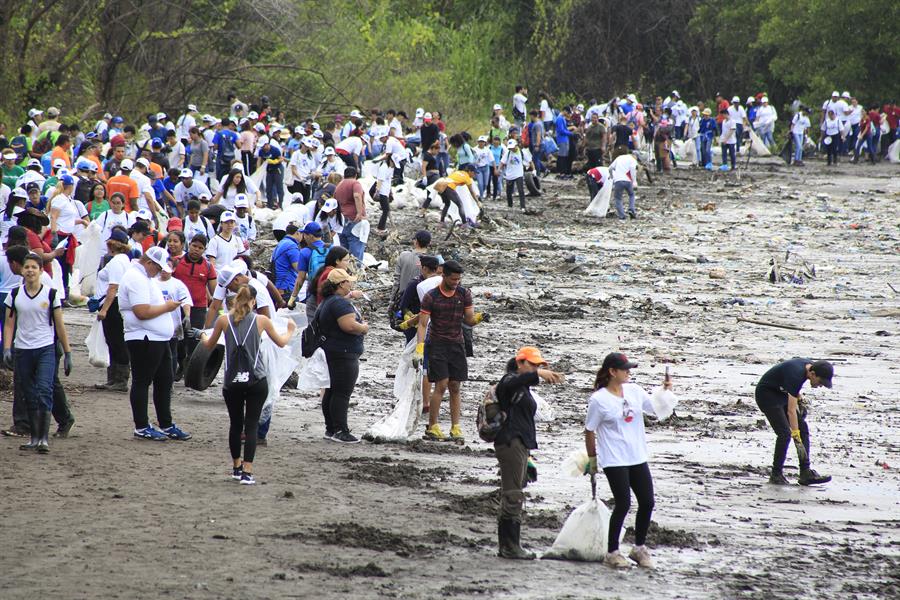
xmin=297 ymin=347 xmax=330 ymax=392
xmin=365 ymin=338 xmax=422 ymax=442
xmin=651 ymin=387 xmax=678 ymax=421
xmin=85 ymin=320 xmax=109 ymax=368
xmin=532 ymin=390 xmax=555 ymax=422
xmin=543 ymin=477 xmax=613 ymax=562
xmin=74 ymin=221 xmax=104 ymax=297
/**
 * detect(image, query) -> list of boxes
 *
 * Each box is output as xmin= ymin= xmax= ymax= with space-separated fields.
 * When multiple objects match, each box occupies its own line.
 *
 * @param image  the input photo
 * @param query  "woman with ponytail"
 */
xmin=583 ymin=352 xmax=673 ymax=570
xmin=199 ymin=284 xmax=295 ymax=485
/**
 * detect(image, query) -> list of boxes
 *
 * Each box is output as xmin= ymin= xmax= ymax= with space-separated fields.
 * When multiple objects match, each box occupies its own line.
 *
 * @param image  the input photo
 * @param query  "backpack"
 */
xmin=306 ymin=244 xmax=330 ymax=282
xmin=476 ymin=378 xmax=524 ymax=442
xmin=9 ymin=286 xmax=58 ymax=327
xmin=32 ymin=134 xmax=52 ymax=156
xmin=301 ymin=295 xmax=334 ymax=358
xmin=219 ymin=132 xmax=236 ymax=162
xmin=521 ymin=122 xmax=531 ymax=147
xmin=224 ymin=315 xmax=261 ymax=389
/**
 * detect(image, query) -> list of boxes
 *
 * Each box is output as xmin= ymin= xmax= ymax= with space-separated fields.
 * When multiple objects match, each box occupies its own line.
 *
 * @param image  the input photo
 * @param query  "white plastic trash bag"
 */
xmin=561 ymin=449 xmax=590 ymax=478
xmin=74 ymin=221 xmax=104 ymax=297
xmin=297 ymin=348 xmax=330 ymax=392
xmin=651 ymin=386 xmax=678 ymax=421
xmin=365 ymin=338 xmax=422 ymax=442
xmin=259 ymin=316 xmax=300 ymax=424
xmin=584 ymin=168 xmax=611 ymax=217
xmin=533 ymin=390 xmax=555 ymax=422
xmin=888 ymin=140 xmax=900 ymax=164
xmin=543 ymin=476 xmax=614 ymax=562
xmin=85 ymin=320 xmax=110 ymax=368
xmin=748 ymin=129 xmax=771 ymax=157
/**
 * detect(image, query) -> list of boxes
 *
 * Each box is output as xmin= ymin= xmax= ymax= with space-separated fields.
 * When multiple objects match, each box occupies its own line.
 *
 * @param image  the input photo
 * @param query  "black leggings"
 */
xmin=824 ymin=138 xmax=840 ymax=164
xmin=322 ymin=352 xmax=360 ymax=434
xmin=758 ymin=396 xmax=810 ymax=472
xmin=101 ymin=299 xmax=129 ymax=367
xmin=125 ymin=339 xmax=173 ymax=430
xmin=376 ymin=194 xmax=391 ymax=230
xmin=603 ymin=462 xmax=655 ymax=552
xmin=223 ymin=378 xmax=267 ymax=463
xmin=506 ymin=177 xmax=525 ymax=208
xmin=439 ymin=188 xmax=466 ymax=223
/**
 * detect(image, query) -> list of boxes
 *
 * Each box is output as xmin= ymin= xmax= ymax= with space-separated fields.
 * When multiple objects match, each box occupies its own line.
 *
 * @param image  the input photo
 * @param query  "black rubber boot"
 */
xmin=108 ymin=365 xmax=129 ymax=392
xmin=20 ymin=409 xmax=39 ymax=451
xmin=36 ymin=409 xmax=51 ymax=453
xmin=94 ymin=367 xmax=115 ymax=389
xmin=498 ymin=518 xmax=535 ymax=560
xmin=799 ymin=468 xmax=831 ymax=486
xmin=768 ymin=469 xmax=789 ymax=485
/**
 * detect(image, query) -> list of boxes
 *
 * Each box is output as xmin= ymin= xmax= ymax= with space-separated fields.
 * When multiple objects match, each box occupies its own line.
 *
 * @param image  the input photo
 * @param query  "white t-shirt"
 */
xmin=720 ymin=119 xmax=737 ymax=145
xmin=0 ymin=249 xmax=17 ymax=294
xmin=501 ymin=149 xmax=525 ymax=180
xmin=376 ymin=162 xmax=393 ymax=196
xmin=727 ymin=105 xmax=747 ymax=124
xmin=540 ymin=100 xmax=552 ymax=122
xmin=156 ymin=276 xmax=192 ymax=332
xmin=384 ymin=137 xmax=407 ymax=168
xmin=585 ymin=384 xmax=656 ymax=468
xmin=49 ymin=194 xmax=83 ymax=234
xmin=834 ymin=99 xmax=849 ymax=122
xmin=97 ymin=210 xmax=135 ymax=241
xmin=791 ymin=114 xmax=811 ymax=135
xmin=474 ymin=146 xmax=494 ymax=168
xmin=321 ymin=157 xmax=346 ymax=178
xmin=130 ymin=171 xmax=154 ymax=211
xmin=336 ymin=136 xmax=364 ymax=157
xmin=167 ymin=141 xmax=186 ymax=170
xmin=205 ymin=232 xmax=245 ymax=267
xmin=211 ymin=276 xmax=272 ymax=314
xmin=235 ymin=214 xmax=256 ymax=242
xmin=513 ymin=93 xmax=528 ymax=115
xmin=846 ymin=104 xmax=863 ymax=126
xmin=416 ymin=275 xmax=441 ymax=302
xmin=95 ymin=253 xmax=131 ymax=299
xmin=176 ymin=113 xmax=196 ymax=140
xmin=183 ymin=215 xmax=215 ymax=242
xmin=609 ymin=154 xmax=638 ymax=184
xmin=174 ymin=181 xmax=212 ymax=208
xmin=5 ymin=283 xmax=61 ymax=350
xmin=117 ymin=261 xmax=175 ymax=342
xmin=290 ymin=151 xmax=318 ymax=184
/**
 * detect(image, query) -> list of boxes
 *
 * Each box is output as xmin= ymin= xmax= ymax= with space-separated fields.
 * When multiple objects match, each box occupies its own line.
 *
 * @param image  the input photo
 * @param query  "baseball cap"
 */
xmin=747 ymin=96 xmax=755 ymax=104
xmin=29 ymin=158 xmax=44 ymax=168
xmin=167 ymin=217 xmax=183 ymax=231
xmin=493 ymin=104 xmax=502 ymax=111
xmin=202 ymin=114 xmax=216 ymax=124
xmin=234 ymin=194 xmax=249 ymax=208
xmin=627 ymin=94 xmax=637 ymax=103
xmin=112 ymin=116 xmax=124 ymax=124
xmin=350 ymin=110 xmax=362 ymax=118
xmin=841 ymin=91 xmax=851 ymax=99
xmin=761 ymin=97 xmax=769 ymax=103
xmin=135 ymin=157 xmax=150 ymax=168
xmin=254 ymin=123 xmax=266 ymax=132
xmin=294 ymin=126 xmax=304 ymax=134
xmin=217 ymin=264 xmax=242 ymax=289
xmin=85 ymin=161 xmax=99 ymax=172
xmin=313 ymin=130 xmax=324 ymax=139
xmin=28 ymin=108 xmax=43 ymax=118
xmin=47 ymin=107 xmax=60 ymax=117
xmin=671 ymin=90 xmax=680 ymax=97
xmin=136 ymin=208 xmax=153 ymax=221
xmin=601 ymin=352 xmax=638 ymax=371
xmin=1 ymin=150 xmax=17 ymax=160
xmin=150 ymin=138 xmax=164 ymax=149
xmin=321 ymin=198 xmax=338 ymax=212
xmin=811 ymin=360 xmax=834 ymax=388
xmin=25 ymin=181 xmax=40 ymax=192
xmin=414 ymin=230 xmax=432 ymax=247
xmin=179 ymin=168 xmax=193 ymax=179
xmin=219 ymin=210 xmax=237 ymax=223
xmin=324 ymin=146 xmax=335 ymax=156
xmin=248 ymin=111 xmax=259 ymax=120
xmin=415 ymin=108 xmax=424 ymax=118
xmin=109 ymin=229 xmax=129 ymax=243
xmin=120 ymin=158 xmax=134 ymax=171
xmin=198 ymin=192 xmax=211 ymax=201
xmin=731 ymin=96 xmax=740 ymax=103
xmin=301 ymin=221 xmax=323 ymax=236
xmin=156 ymin=112 xmax=167 ymax=120
xmin=144 ymin=246 xmax=172 ymax=273
xmin=506 ymin=139 xmax=517 ymax=148
xmin=326 ymin=268 xmax=357 ymax=285
xmin=76 ymin=158 xmax=93 ymax=171
xmin=12 ymin=187 xmax=28 ymax=199
xmin=515 ymin=346 xmax=548 ymax=366
xmin=424 ymin=112 xmax=433 ymax=121
xmin=831 ymin=91 xmax=839 ymax=97
xmin=60 ymin=174 xmax=75 ymax=186
xmin=576 ymin=104 xmax=584 ymax=112
xmin=187 ymin=104 xmax=198 ymax=112
xmin=477 ymin=135 xmax=488 ymax=143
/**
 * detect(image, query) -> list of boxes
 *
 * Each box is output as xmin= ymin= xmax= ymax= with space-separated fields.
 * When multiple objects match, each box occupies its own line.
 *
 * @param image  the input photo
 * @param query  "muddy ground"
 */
xmin=2 ymin=157 xmax=899 ymax=600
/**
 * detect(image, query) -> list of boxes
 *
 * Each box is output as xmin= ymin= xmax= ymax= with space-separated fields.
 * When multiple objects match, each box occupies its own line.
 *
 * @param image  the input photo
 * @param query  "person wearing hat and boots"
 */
xmin=472 ymin=136 xmax=494 ymax=201
xmin=494 ymin=346 xmax=564 ymax=559
xmin=727 ymin=96 xmax=748 ymax=153
xmin=584 ymin=352 xmax=672 ymax=569
xmin=118 ymin=246 xmax=191 ymax=441
xmin=755 ymin=359 xmax=833 ymax=486
xmin=753 ymin=97 xmax=778 ymax=149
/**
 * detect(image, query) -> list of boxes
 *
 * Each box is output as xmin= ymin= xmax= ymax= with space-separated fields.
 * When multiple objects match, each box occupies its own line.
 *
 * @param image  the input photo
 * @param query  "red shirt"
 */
xmin=26 ymin=229 xmax=53 ymax=275
xmin=173 ymin=254 xmax=216 ymax=306
xmin=716 ymin=100 xmax=730 ymax=123
xmin=587 ymin=167 xmax=606 ymax=184
xmin=333 ymin=178 xmax=365 ymax=221
xmin=315 ymin=266 xmax=334 ymax=304
xmin=885 ymin=106 xmax=900 ymax=130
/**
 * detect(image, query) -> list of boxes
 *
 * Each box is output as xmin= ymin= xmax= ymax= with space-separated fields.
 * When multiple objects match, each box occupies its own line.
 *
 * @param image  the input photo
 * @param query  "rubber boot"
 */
xmin=95 ymin=367 xmax=115 ymax=389
xmin=498 ymin=518 xmax=535 ymax=560
xmin=20 ymin=409 xmax=39 ymax=451
xmin=108 ymin=365 xmax=129 ymax=392
xmin=36 ymin=409 xmax=51 ymax=454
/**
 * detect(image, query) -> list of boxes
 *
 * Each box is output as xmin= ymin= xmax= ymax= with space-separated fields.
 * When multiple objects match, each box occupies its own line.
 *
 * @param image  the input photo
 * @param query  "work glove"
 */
xmin=412 ymin=342 xmax=424 ymax=369
xmin=186 ymin=328 xmax=204 ymax=340
xmin=398 ymin=311 xmax=417 ymax=330
xmin=584 ymin=455 xmax=598 ymax=475
xmin=526 ymin=457 xmax=538 ymax=483
xmin=63 ymin=352 xmax=73 ymax=376
xmin=181 ymin=315 xmax=193 ymax=336
xmin=792 ymin=429 xmax=808 ymax=464
xmin=472 ymin=312 xmax=489 ymax=325
xmin=3 ymin=348 xmax=12 ymax=370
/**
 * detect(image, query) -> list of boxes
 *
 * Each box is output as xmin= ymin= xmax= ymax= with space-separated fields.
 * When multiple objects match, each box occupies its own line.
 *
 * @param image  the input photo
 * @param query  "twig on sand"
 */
xmin=736 ymin=317 xmax=811 ymax=332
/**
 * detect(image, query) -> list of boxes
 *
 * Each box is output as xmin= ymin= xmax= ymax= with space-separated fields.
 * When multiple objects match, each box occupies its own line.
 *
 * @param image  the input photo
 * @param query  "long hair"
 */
xmin=222 ymin=170 xmax=247 ymax=195
xmin=593 ymin=367 xmax=612 ymax=391
xmin=229 ymin=284 xmax=256 ymax=323
xmin=309 ymin=246 xmax=349 ymax=299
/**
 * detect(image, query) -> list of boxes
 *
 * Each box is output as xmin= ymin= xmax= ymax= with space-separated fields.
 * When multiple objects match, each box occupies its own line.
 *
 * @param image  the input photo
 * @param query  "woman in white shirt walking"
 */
xmin=584 ymin=352 xmax=674 ymax=569
xmin=790 ymin=107 xmax=811 ymax=166
xmin=821 ymin=109 xmax=843 ymax=166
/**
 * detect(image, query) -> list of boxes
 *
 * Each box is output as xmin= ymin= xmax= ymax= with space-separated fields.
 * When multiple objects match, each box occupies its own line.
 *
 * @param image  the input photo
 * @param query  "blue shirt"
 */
xmin=699 ymin=117 xmax=717 ymax=141
xmin=272 ymin=237 xmax=301 ymax=290
xmin=554 ymin=115 xmax=572 ymax=144
xmin=258 ymin=145 xmax=282 ymax=172
xmin=211 ymin=130 xmax=239 ymax=162
xmin=490 ymin=145 xmax=503 ymax=166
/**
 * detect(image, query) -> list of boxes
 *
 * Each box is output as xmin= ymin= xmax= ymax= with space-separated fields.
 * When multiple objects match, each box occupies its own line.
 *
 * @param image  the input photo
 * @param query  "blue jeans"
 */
xmin=612 ymin=181 xmax=635 ymax=219
xmin=340 ymin=227 xmax=367 ymax=264
xmin=475 ymin=165 xmax=490 ymax=199
xmin=266 ymin=167 xmax=284 ymax=209
xmin=700 ymin=138 xmax=712 ymax=166
xmin=760 ymin=127 xmax=775 ymax=148
xmin=14 ymin=344 xmax=56 ymax=411
xmin=694 ymin=137 xmax=703 ymax=165
xmin=735 ymin=124 xmax=744 ymax=153
xmin=436 ymin=152 xmax=450 ymax=176
xmin=847 ymin=123 xmax=860 ymax=155
xmin=530 ymin=145 xmax=545 ymax=175
xmin=722 ymin=144 xmax=736 ymax=168
xmin=793 ymin=133 xmax=804 ymax=162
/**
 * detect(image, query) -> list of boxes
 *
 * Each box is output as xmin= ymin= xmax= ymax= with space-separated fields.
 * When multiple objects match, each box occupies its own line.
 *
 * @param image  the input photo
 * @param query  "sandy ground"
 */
xmin=2 ymin=156 xmax=899 ymax=600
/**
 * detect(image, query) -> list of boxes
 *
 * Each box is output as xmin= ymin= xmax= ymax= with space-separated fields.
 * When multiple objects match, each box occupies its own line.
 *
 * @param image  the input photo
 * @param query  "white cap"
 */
xmin=506 ymin=139 xmax=517 ymax=148
xmin=672 ymin=90 xmax=680 ymax=97
xmin=28 ymin=158 xmax=42 ymax=168
xmin=120 ymin=159 xmax=134 ymax=171
xmin=12 ymin=188 xmax=28 ymax=199
xmin=415 ymin=108 xmax=424 ymax=117
xmin=350 ymin=110 xmax=362 ymax=118
xmin=690 ymin=106 xmax=699 ymax=113
xmin=144 ymin=246 xmax=172 ymax=273
xmin=761 ymin=96 xmax=769 ymax=103
xmin=322 ymin=197 xmax=338 ymax=212
xmin=294 ymin=126 xmax=304 ymax=134
xmin=310 ymin=139 xmax=322 ymax=149
xmin=177 ymin=168 xmax=193 ymax=179
xmin=477 ymin=135 xmax=488 ymax=142
xmin=198 ymin=191 xmax=211 ymax=201
xmin=424 ymin=112 xmax=433 ymax=120
xmin=202 ymin=114 xmax=216 ymax=123
xmin=627 ymin=94 xmax=637 ymax=103
xmin=731 ymin=96 xmax=740 ymax=103
xmin=28 ymin=108 xmax=43 ymax=118
xmin=324 ymin=146 xmax=335 ymax=156
xmin=238 ymin=117 xmax=249 ymax=126
xmin=103 ymin=112 xmax=113 ymax=120
xmin=234 ymin=194 xmax=249 ymax=208
xmin=84 ymin=160 xmax=98 ymax=172
xmin=217 ymin=264 xmax=241 ymax=289
xmin=301 ymin=137 xmax=315 ymax=147
xmin=377 ymin=126 xmax=390 ymax=138
xmin=187 ymin=104 xmax=198 ymax=112
xmin=1 ymin=150 xmax=17 ymax=160
xmin=254 ymin=123 xmax=266 ymax=132
xmin=156 ymin=112 xmax=167 ymax=120
xmin=248 ymin=111 xmax=259 ymax=119
xmin=313 ymin=130 xmax=324 ymax=139
xmin=576 ymin=104 xmax=584 ymax=112
xmin=136 ymin=208 xmax=153 ymax=221
xmin=832 ymin=90 xmax=840 ymax=97
xmin=493 ymin=104 xmax=502 ymax=111
xmin=135 ymin=157 xmax=150 ymax=169
xmin=842 ymin=91 xmax=851 ymax=99
xmin=746 ymin=96 xmax=755 ymax=104
xmin=219 ymin=210 xmax=236 ymax=223
xmin=312 ymin=122 xmax=321 ymax=130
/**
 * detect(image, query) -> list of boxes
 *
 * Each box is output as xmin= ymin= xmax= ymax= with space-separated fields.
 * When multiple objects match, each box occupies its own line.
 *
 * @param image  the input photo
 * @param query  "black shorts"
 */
xmin=426 ymin=340 xmax=468 ymax=383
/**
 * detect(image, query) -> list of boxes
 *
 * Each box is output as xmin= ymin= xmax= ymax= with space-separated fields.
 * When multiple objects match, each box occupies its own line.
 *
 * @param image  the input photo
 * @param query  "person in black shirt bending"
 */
xmin=755 ymin=359 xmax=833 ymax=486
xmin=493 ymin=346 xmax=564 ymax=559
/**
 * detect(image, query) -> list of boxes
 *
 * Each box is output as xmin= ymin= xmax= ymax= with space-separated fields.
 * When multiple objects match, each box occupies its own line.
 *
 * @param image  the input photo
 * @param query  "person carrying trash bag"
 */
xmin=493 ymin=347 xmax=564 ymax=559
xmin=755 ymin=359 xmax=833 ymax=486
xmin=583 ymin=352 xmax=672 ymax=569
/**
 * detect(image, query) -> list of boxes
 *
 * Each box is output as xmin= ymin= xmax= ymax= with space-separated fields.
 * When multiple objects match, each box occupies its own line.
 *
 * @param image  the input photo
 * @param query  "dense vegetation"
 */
xmin=1 ymin=0 xmax=897 ymax=125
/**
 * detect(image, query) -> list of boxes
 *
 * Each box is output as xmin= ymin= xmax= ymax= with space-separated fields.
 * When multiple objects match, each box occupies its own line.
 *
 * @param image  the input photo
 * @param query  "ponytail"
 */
xmin=229 ymin=284 xmax=256 ymax=323
xmin=593 ymin=367 xmax=612 ymax=391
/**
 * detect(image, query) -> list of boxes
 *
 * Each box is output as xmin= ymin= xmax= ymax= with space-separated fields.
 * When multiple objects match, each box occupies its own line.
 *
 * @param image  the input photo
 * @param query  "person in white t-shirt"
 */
xmin=96 ymin=193 xmax=135 ymax=241
xmin=205 ymin=211 xmax=245 ymax=268
xmin=176 ymin=105 xmax=198 ymax=142
xmin=48 ymin=174 xmax=89 ymax=301
xmin=183 ymin=199 xmax=215 ymax=243
xmin=3 ymin=252 xmax=73 ymax=453
xmin=173 ymin=169 xmax=211 ymax=216
xmin=583 ymin=352 xmax=674 ymax=570
xmin=94 ymin=228 xmax=134 ymax=391
xmin=790 ymin=107 xmax=811 ymax=166
xmin=117 ymin=247 xmax=191 ymax=441
xmin=512 ymin=86 xmax=528 ymax=126
xmin=608 ymin=147 xmax=639 ymax=219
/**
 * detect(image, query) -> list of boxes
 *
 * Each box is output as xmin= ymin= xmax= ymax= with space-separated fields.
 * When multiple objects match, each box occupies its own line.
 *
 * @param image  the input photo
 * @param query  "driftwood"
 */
xmin=737 ymin=317 xmax=811 ymax=332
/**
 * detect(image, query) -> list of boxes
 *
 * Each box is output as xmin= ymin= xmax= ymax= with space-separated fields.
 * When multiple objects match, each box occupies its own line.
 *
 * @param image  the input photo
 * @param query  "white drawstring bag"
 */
xmin=543 ymin=475 xmax=614 ymax=562
xmin=297 ymin=347 xmax=330 ymax=392
xmin=85 ymin=320 xmax=110 ymax=368
xmin=365 ymin=338 xmax=422 ymax=442
xmin=584 ymin=169 xmax=612 ymax=218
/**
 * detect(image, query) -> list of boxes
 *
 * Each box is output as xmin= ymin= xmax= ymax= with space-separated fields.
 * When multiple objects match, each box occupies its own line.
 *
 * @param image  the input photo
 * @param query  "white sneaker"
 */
xmin=604 ymin=550 xmax=632 ymax=569
xmin=628 ymin=545 xmax=654 ymax=569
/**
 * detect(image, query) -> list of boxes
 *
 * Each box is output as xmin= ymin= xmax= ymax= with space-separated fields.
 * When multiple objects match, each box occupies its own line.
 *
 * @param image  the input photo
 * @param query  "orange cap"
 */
xmin=515 ymin=346 xmax=547 ymax=366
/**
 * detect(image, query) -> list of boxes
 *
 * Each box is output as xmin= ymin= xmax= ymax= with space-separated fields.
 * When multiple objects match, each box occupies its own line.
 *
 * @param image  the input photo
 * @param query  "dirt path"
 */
xmin=2 ymin=158 xmax=899 ymax=600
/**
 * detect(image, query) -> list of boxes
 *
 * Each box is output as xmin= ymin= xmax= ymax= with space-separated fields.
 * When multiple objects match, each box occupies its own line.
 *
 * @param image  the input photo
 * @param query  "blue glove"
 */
xmin=63 ymin=352 xmax=73 ymax=376
xmin=3 ymin=348 xmax=12 ymax=370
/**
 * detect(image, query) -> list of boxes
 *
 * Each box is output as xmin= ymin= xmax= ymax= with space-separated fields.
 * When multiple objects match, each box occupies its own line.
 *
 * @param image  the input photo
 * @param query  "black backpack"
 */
xmin=476 ymin=375 xmax=524 ymax=442
xmin=9 ymin=286 xmax=58 ymax=327
xmin=224 ymin=315 xmax=261 ymax=389
xmin=300 ymin=296 xmax=334 ymax=358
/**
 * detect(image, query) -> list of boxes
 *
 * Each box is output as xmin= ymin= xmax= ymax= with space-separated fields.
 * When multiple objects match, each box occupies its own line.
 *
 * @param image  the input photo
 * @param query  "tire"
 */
xmin=183 ymin=342 xmax=224 ymax=391
xmin=525 ymin=173 xmax=541 ymax=196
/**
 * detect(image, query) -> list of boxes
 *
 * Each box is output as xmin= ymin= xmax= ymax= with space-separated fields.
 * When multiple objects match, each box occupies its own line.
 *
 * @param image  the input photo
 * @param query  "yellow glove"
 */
xmin=473 ymin=312 xmax=485 ymax=325
xmin=415 ymin=342 xmax=424 ymax=359
xmin=399 ymin=311 xmax=417 ymax=330
xmin=584 ymin=456 xmax=598 ymax=475
xmin=790 ymin=429 xmax=803 ymax=444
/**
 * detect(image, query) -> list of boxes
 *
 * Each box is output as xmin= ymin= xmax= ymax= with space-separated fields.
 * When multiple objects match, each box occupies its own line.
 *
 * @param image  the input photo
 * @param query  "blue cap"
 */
xmin=151 ymin=138 xmax=163 ymax=148
xmin=60 ymin=174 xmax=75 ymax=186
xmin=112 ymin=116 xmax=123 ymax=123
xmin=109 ymin=229 xmax=129 ymax=243
xmin=301 ymin=221 xmax=323 ymax=236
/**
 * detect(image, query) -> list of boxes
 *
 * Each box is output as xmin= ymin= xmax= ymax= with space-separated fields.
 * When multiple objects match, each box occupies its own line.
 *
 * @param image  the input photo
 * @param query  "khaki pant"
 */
xmin=495 ymin=437 xmax=529 ymax=521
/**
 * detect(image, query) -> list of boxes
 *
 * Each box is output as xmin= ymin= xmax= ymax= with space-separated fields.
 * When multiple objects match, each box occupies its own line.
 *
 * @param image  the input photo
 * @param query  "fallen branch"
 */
xmin=736 ymin=317 xmax=811 ymax=332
